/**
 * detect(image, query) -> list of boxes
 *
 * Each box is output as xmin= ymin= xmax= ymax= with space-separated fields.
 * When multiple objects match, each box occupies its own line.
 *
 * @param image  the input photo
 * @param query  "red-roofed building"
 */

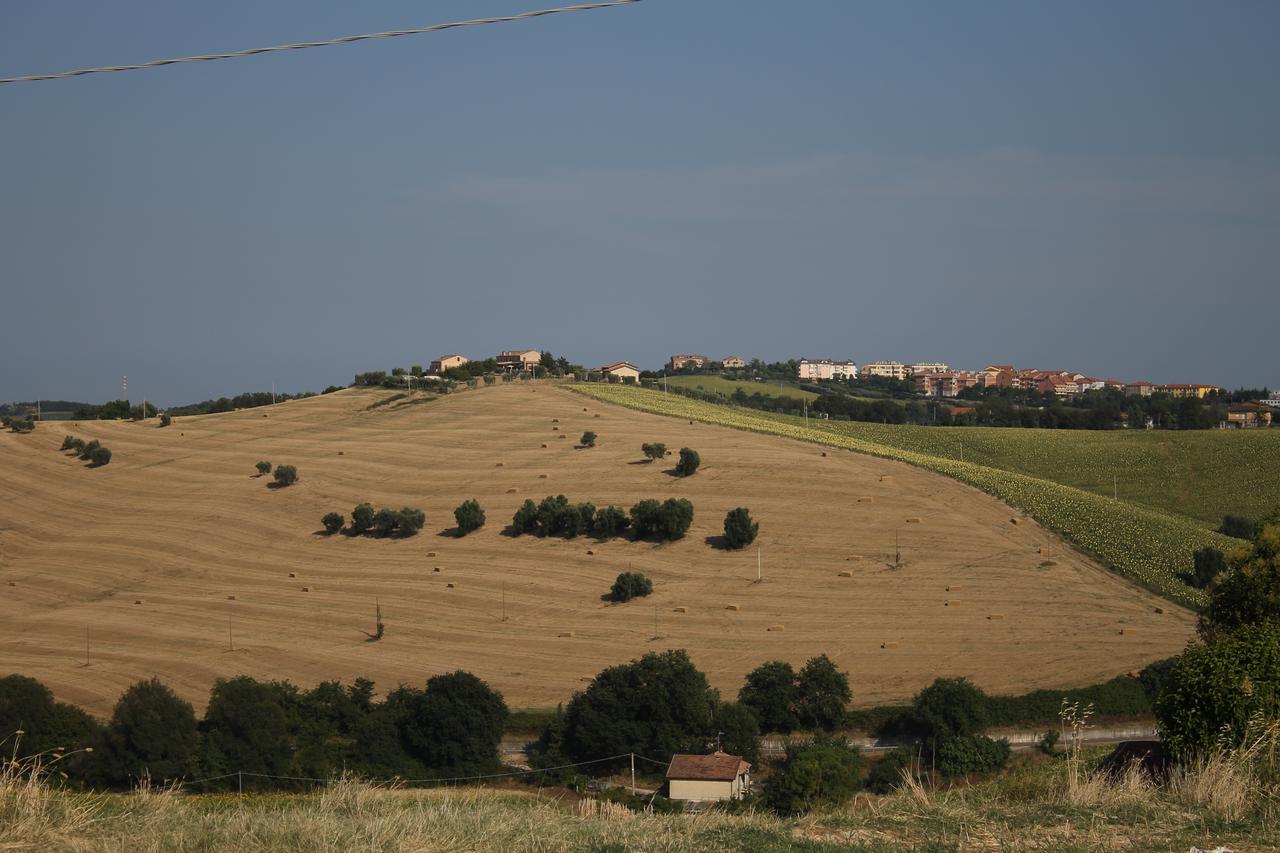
xmin=666 ymin=751 xmax=752 ymax=802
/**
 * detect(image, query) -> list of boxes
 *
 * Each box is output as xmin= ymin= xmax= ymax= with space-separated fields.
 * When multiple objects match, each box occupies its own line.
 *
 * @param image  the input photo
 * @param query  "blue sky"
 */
xmin=2 ymin=0 xmax=1277 ymax=404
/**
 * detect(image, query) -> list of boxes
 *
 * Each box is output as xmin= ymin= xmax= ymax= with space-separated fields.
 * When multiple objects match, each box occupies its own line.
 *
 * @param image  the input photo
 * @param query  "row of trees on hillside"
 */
xmin=0 ymin=671 xmax=508 ymax=791
xmin=60 ymin=434 xmax=112 ymax=466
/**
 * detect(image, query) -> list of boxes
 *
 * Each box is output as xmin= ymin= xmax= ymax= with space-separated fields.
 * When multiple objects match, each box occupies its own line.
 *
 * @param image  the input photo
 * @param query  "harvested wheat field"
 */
xmin=0 ymin=383 xmax=1194 ymax=716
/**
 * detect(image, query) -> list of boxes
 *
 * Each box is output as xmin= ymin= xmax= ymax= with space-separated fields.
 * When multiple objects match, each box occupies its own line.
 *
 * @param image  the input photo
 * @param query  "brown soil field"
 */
xmin=0 ymin=383 xmax=1195 ymax=717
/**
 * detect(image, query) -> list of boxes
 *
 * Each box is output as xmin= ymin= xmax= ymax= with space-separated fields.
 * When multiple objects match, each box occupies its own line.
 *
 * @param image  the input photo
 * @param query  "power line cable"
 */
xmin=0 ymin=0 xmax=640 ymax=86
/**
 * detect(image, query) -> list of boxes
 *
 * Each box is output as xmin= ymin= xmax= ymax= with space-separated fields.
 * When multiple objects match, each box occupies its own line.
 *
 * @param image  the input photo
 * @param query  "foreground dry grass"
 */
xmin=0 ymin=383 xmax=1192 ymax=716
xmin=4 ymin=756 xmax=1278 ymax=853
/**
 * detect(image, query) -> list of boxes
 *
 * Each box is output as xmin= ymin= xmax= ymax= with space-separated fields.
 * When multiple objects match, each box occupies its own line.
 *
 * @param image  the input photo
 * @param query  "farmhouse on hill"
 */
xmin=429 ymin=354 xmax=469 ymax=374
xmin=669 ymin=354 xmax=708 ymax=371
xmin=596 ymin=361 xmax=641 ymax=382
xmin=722 ymin=356 xmax=746 ymax=368
xmin=666 ymin=752 xmax=752 ymax=803
xmin=496 ymin=350 xmax=542 ymax=372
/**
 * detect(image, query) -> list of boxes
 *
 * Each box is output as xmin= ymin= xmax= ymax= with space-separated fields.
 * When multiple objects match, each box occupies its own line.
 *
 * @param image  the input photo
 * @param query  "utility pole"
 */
xmin=272 ymin=382 xmax=276 ymax=405
xmin=630 ymin=753 xmax=636 ymax=795
xmin=36 ymin=400 xmax=40 ymax=421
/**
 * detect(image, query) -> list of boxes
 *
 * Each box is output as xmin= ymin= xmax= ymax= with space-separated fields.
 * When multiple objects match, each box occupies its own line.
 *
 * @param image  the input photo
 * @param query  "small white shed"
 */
xmin=666 ymin=751 xmax=751 ymax=803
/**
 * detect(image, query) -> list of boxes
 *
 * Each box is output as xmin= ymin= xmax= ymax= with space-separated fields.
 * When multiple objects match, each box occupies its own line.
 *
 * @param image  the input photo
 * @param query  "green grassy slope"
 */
xmin=809 ymin=419 xmax=1280 ymax=529
xmin=572 ymin=385 xmax=1243 ymax=608
xmin=663 ymin=375 xmax=819 ymax=402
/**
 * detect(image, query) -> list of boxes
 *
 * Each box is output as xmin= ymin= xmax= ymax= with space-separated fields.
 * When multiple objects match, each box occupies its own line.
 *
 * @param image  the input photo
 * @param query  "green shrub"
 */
xmin=641 ymin=442 xmax=666 ymax=462
xmin=483 ymin=374 xmax=496 ymax=385
xmin=372 ymin=508 xmax=400 ymax=536
xmin=935 ymin=735 xmax=1010 ymax=778
xmin=1186 ymin=546 xmax=1226 ymax=589
xmin=739 ymin=661 xmax=800 ymax=733
xmin=89 ymin=446 xmax=112 ymax=467
xmin=272 ymin=465 xmax=298 ymax=487
xmin=98 ymin=677 xmax=198 ymax=786
xmin=1219 ymin=514 xmax=1258 ymax=540
xmin=397 ymin=507 xmax=425 ymax=536
xmin=454 ymin=499 xmax=485 ymax=534
xmin=1156 ymin=622 xmax=1280 ymax=758
xmin=610 ymin=571 xmax=653 ymax=603
xmin=60 ymin=435 xmax=77 ymax=451
xmin=764 ymin=736 xmax=863 ymax=816
xmin=580 ymin=431 xmax=597 ymax=447
xmin=255 ymin=461 xmax=272 ymax=475
xmin=674 ymin=447 xmax=700 ymax=476
xmin=723 ymin=507 xmax=759 ymax=549
xmin=594 ymin=505 xmax=630 ymax=537
xmin=321 ymin=512 xmax=344 ymax=534
xmin=512 ymin=499 xmax=539 ymax=534
xmin=159 ymin=413 xmax=172 ymax=427
xmin=79 ymin=439 xmax=100 ymax=460
xmin=1199 ymin=521 xmax=1280 ymax=640
xmin=865 ymin=747 xmax=915 ymax=794
xmin=912 ymin=677 xmax=990 ymax=744
xmin=631 ymin=498 xmax=694 ymax=540
xmin=350 ymin=503 xmax=375 ymax=535
xmin=562 ymin=650 xmax=719 ymax=768
xmin=795 ymin=654 xmax=851 ymax=731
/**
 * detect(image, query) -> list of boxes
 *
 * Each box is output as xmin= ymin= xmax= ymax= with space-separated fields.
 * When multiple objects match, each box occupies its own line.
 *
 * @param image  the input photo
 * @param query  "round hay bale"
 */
xmin=427 ymin=552 xmax=436 ymax=557
xmin=226 ymin=595 xmax=236 ymax=600
xmin=447 ymin=582 xmax=455 ymax=588
xmin=433 ymin=567 xmax=441 ymax=573
xmin=837 ymin=570 xmax=853 ymax=578
xmin=338 ymin=451 xmax=344 ymax=455
xmin=538 ymin=473 xmax=548 ymax=479
xmin=302 ymin=586 xmax=311 ymax=592
xmin=134 ymin=599 xmax=143 ymax=605
xmin=496 ymin=462 xmax=504 ymax=467
xmin=906 ymin=517 xmax=922 ymax=524
xmin=586 ymin=549 xmax=595 ymax=555
xmin=725 ymin=604 xmax=740 ymax=612
xmin=506 ymin=488 xmax=518 ymax=494
xmin=673 ymin=606 xmax=688 ymax=613
xmin=6 ymin=581 xmax=14 ymax=587
xmin=1009 ymin=517 xmax=1019 ymax=525
xmin=541 ymin=443 xmax=548 ymax=448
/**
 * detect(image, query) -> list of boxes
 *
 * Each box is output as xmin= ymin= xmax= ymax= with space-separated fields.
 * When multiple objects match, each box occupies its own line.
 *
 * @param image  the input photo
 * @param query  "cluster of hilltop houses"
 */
xmin=793 ymin=359 xmax=1222 ymax=400
xmin=425 ymin=350 xmax=645 ymax=383
xmin=421 ymin=349 xmax=1224 ymax=404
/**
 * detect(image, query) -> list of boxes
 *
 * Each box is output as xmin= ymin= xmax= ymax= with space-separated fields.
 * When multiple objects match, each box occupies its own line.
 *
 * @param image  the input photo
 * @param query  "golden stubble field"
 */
xmin=0 ymin=383 xmax=1194 ymax=717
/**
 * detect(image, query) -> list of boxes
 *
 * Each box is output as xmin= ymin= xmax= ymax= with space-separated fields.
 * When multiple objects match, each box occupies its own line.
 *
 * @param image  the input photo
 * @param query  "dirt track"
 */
xmin=0 ymin=383 xmax=1194 ymax=716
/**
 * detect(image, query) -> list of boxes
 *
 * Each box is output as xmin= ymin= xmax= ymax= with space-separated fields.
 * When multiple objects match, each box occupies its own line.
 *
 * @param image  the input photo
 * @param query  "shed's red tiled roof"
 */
xmin=666 ymin=752 xmax=750 ymax=781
